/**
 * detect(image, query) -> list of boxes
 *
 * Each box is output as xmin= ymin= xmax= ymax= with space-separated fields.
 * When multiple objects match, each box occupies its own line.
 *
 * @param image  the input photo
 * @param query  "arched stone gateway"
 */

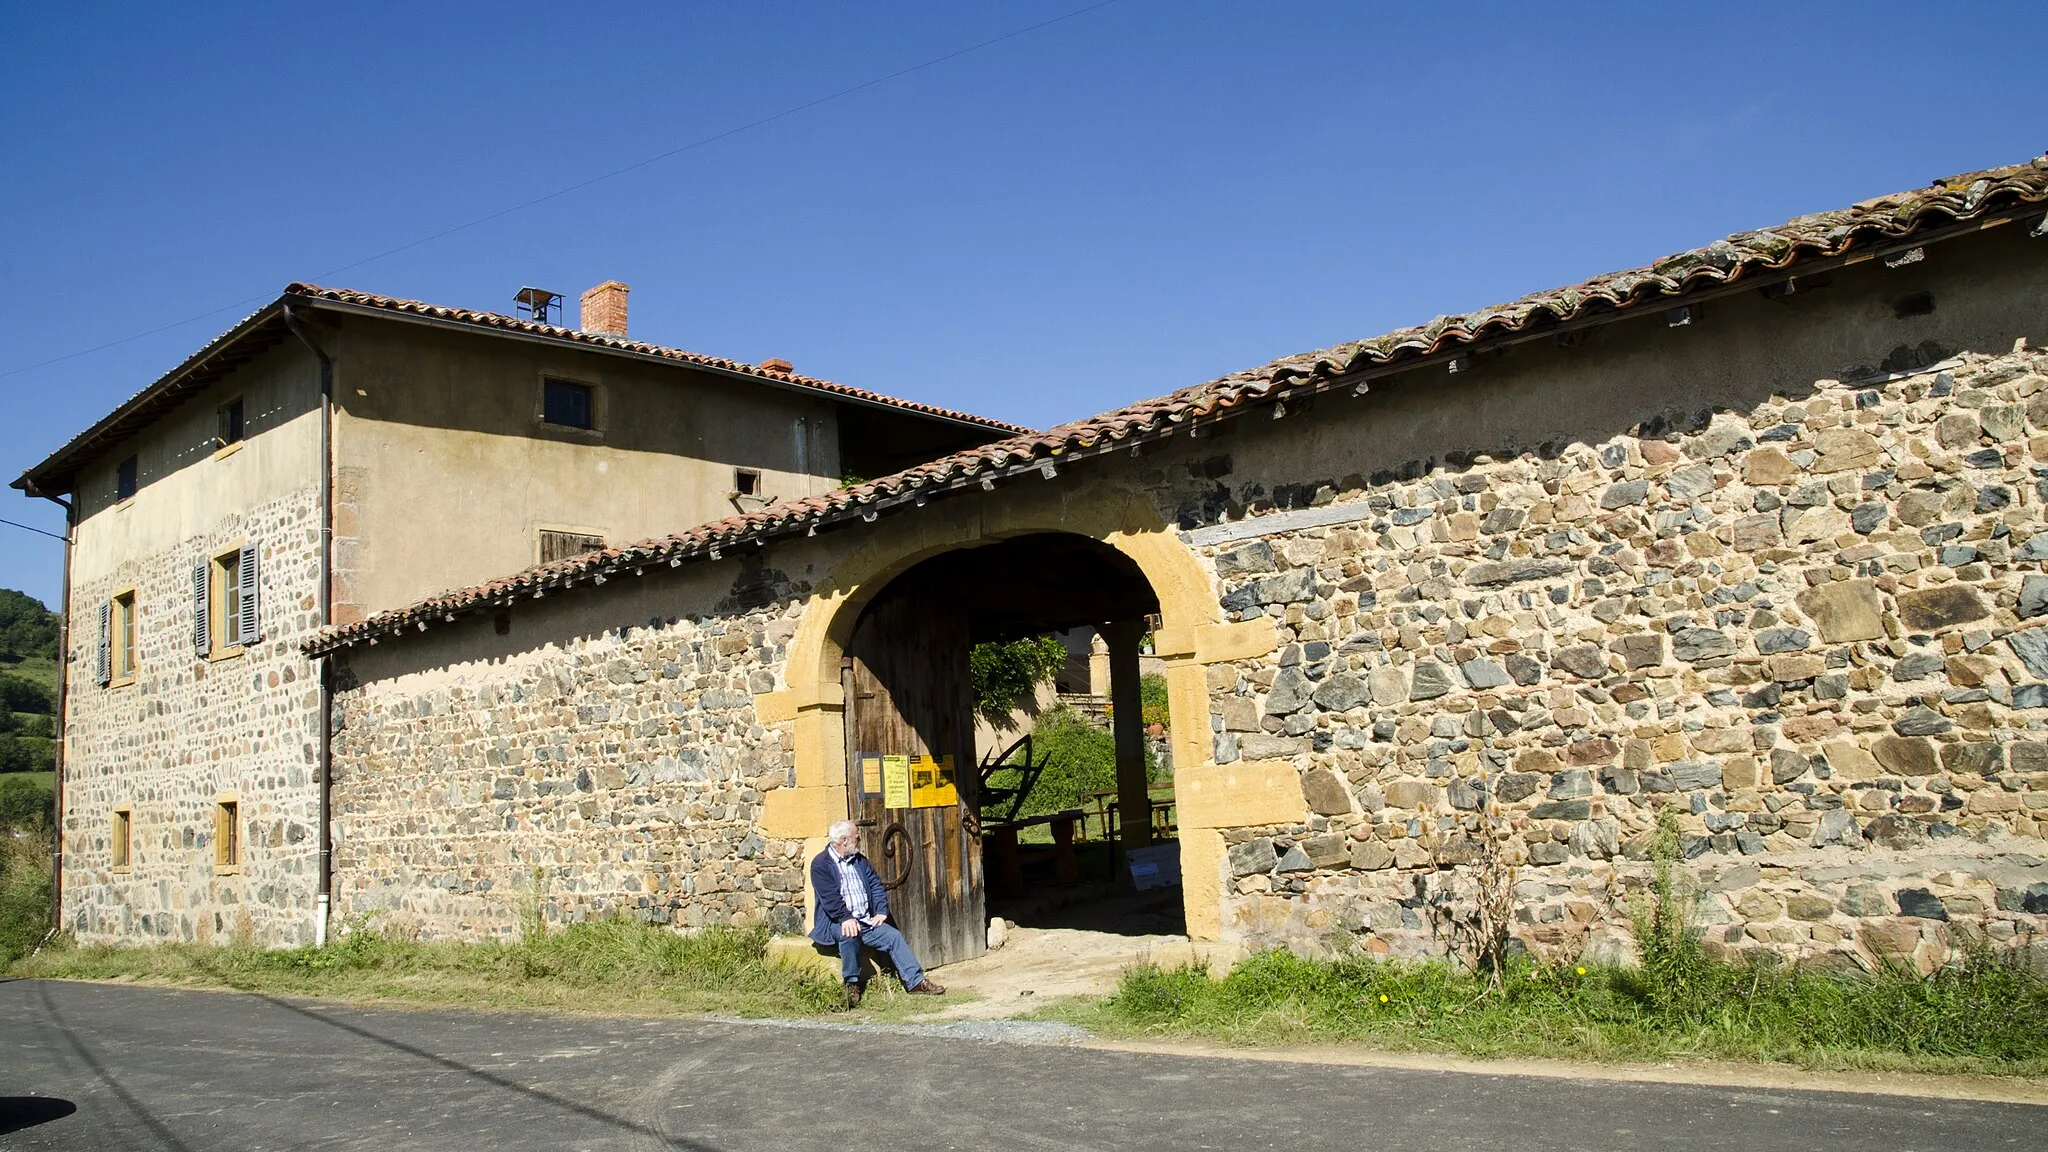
xmin=754 ymin=485 xmax=1289 ymax=945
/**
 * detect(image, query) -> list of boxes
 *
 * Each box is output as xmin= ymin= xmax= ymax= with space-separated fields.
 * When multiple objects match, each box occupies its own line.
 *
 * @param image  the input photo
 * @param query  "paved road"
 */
xmin=1 ymin=979 xmax=2038 ymax=1151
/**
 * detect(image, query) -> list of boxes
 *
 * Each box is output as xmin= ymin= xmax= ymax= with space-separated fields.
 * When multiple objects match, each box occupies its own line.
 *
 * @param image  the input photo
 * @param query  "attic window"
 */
xmin=117 ymin=455 xmax=138 ymax=501
xmin=542 ymin=379 xmax=594 ymax=429
xmin=539 ymin=530 xmax=605 ymax=564
xmin=734 ymin=469 xmax=762 ymax=498
xmin=218 ymin=397 xmax=245 ymax=447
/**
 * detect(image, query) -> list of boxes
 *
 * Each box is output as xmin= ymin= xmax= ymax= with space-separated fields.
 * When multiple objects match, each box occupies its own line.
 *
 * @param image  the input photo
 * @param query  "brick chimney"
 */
xmin=579 ymin=280 xmax=629 ymax=337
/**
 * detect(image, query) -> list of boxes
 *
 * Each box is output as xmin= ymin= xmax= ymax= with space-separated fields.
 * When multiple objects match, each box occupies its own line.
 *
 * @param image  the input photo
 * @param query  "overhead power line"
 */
xmin=1 ymin=516 xmax=68 ymax=543
xmin=0 ymin=0 xmax=1123 ymax=381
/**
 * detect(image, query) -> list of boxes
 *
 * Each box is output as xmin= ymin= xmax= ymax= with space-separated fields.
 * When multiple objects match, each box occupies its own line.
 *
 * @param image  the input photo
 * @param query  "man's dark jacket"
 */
xmin=808 ymin=847 xmax=892 ymax=947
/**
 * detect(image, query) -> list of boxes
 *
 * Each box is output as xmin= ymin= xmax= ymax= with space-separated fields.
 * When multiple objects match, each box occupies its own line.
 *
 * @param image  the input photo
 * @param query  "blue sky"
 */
xmin=3 ymin=1 xmax=2043 ymax=608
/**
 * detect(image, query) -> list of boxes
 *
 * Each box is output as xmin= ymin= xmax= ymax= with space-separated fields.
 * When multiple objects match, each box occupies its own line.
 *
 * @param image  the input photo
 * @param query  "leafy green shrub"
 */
xmin=985 ymin=705 xmax=1160 ymax=817
xmin=0 ymin=672 xmax=53 ymax=715
xmin=0 ymin=733 xmax=55 ymax=774
xmin=969 ymin=637 xmax=1069 ymax=729
xmin=0 ymin=830 xmax=53 ymax=964
xmin=0 ymin=774 xmax=52 ymax=829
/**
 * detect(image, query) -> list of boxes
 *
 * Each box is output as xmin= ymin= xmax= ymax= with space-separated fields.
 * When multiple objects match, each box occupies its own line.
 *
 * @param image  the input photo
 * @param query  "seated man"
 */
xmin=809 ymin=820 xmax=946 ymax=1007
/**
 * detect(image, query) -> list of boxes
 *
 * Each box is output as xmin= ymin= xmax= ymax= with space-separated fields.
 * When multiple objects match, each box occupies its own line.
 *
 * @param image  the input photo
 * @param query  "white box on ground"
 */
xmin=1125 ymin=844 xmax=1181 ymax=891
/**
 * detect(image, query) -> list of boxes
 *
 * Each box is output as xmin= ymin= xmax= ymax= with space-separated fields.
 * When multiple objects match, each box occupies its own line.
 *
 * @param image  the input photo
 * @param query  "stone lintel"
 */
xmin=762 ymin=787 xmax=848 ymax=839
xmin=1176 ymin=759 xmax=1309 ymax=830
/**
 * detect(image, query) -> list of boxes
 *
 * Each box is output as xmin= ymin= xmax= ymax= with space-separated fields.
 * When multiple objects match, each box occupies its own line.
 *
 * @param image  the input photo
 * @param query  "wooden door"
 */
xmin=844 ymin=581 xmax=985 ymax=968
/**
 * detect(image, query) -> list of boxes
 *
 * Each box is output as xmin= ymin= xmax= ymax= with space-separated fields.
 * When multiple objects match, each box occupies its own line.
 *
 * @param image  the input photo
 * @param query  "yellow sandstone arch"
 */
xmin=755 ymin=483 xmax=1293 ymax=940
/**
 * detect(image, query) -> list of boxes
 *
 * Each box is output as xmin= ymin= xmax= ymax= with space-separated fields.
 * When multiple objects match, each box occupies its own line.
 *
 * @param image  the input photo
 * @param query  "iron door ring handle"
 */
xmin=877 ymin=823 xmax=914 ymax=891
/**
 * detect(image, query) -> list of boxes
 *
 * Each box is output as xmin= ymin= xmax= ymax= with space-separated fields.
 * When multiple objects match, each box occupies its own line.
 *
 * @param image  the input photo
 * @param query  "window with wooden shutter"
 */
xmin=214 ymin=798 xmax=240 ymax=872
xmin=192 ymin=561 xmax=210 ymax=656
xmin=203 ymin=545 xmax=253 ymax=657
xmin=96 ymin=601 xmax=112 ymax=687
xmin=538 ymin=530 xmax=605 ymax=564
xmin=110 ymin=590 xmax=137 ymax=685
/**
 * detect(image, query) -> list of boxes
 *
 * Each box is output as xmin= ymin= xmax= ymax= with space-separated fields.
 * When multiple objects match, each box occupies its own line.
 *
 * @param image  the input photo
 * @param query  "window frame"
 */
xmin=208 ymin=545 xmax=245 ymax=659
xmin=110 ymin=589 xmax=138 ymax=686
xmin=536 ymin=375 xmax=602 ymax=436
xmin=733 ymin=468 xmax=763 ymax=498
xmin=217 ymin=396 xmax=246 ymax=450
xmin=111 ymin=807 xmax=132 ymax=872
xmin=213 ymin=797 xmax=241 ymax=874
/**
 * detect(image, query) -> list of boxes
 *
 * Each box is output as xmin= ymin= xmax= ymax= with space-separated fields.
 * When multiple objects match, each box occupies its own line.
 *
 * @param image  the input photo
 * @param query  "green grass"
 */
xmin=0 ymin=654 xmax=59 ymax=697
xmin=11 ymin=918 xmax=850 ymax=1018
xmin=1058 ymin=944 xmax=2048 ymax=1078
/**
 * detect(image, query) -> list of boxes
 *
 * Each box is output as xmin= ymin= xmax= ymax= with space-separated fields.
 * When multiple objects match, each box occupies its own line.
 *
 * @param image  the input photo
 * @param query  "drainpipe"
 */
xmin=282 ymin=304 xmax=335 ymax=948
xmin=22 ymin=480 xmax=72 ymax=943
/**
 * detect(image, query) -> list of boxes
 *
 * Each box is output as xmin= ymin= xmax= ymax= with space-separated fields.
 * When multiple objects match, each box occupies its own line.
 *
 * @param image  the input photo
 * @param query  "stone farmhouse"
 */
xmin=26 ymin=155 xmax=2048 ymax=973
xmin=12 ymin=283 xmax=1020 ymax=944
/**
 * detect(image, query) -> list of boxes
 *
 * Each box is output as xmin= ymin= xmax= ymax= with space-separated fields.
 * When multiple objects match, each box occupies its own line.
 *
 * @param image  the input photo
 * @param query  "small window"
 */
xmin=112 ymin=808 xmax=132 ymax=871
xmin=112 ymin=591 xmax=137 ymax=683
xmin=117 ymin=456 xmax=138 ymax=501
xmin=218 ymin=397 xmax=245 ymax=447
xmin=214 ymin=800 xmax=240 ymax=871
xmin=734 ymin=468 xmax=762 ymax=498
xmin=538 ymin=530 xmax=605 ymax=565
xmin=542 ymin=379 xmax=594 ymax=429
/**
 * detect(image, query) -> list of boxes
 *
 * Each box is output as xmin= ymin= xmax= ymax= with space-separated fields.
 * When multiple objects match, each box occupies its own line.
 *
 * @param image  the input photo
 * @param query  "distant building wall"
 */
xmin=332 ymin=319 xmax=844 ymax=622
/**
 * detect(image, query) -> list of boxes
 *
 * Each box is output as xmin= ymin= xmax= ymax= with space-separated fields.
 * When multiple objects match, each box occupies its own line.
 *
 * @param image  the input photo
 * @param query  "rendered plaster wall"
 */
xmin=1150 ymin=226 xmax=2048 ymax=970
xmin=60 ymin=342 xmax=328 ymax=946
xmin=331 ymin=317 xmax=845 ymax=622
xmin=326 ymin=556 xmax=820 ymax=939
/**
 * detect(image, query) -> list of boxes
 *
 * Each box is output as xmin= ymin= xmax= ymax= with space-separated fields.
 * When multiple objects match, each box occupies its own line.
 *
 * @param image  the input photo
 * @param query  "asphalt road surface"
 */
xmin=1 ymin=979 xmax=2038 ymax=1151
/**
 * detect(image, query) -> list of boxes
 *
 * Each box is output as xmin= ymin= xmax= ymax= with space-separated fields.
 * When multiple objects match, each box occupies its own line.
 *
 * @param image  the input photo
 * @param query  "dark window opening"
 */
xmin=117 ymin=456 xmax=138 ymax=501
xmin=1894 ymin=292 xmax=1935 ymax=318
xmin=734 ymin=468 xmax=762 ymax=497
xmin=539 ymin=530 xmax=605 ymax=564
xmin=218 ymin=398 xmax=245 ymax=447
xmin=543 ymin=379 xmax=594 ymax=429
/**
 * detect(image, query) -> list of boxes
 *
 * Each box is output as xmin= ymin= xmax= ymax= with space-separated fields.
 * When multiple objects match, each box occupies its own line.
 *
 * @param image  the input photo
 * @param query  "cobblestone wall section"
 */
xmin=329 ymin=597 xmax=810 ymax=940
xmin=62 ymin=486 xmax=325 ymax=945
xmin=1192 ymin=347 xmax=2048 ymax=970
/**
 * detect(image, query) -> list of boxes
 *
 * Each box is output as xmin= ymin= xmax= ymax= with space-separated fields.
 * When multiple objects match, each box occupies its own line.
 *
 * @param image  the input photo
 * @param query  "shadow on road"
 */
xmin=252 ymin=994 xmax=722 ymax=1151
xmin=0 ymin=1096 xmax=78 ymax=1136
xmin=37 ymin=983 xmax=194 ymax=1151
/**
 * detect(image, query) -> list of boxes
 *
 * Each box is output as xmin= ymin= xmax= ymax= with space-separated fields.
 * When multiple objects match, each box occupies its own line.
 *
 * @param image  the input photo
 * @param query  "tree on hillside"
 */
xmin=0 ymin=590 xmax=59 ymax=664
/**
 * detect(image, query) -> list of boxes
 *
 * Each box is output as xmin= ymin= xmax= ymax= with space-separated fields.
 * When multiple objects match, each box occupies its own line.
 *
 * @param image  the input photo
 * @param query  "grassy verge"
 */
xmin=10 ymin=918 xmax=848 ymax=1019
xmin=1055 ymin=944 xmax=2048 ymax=1078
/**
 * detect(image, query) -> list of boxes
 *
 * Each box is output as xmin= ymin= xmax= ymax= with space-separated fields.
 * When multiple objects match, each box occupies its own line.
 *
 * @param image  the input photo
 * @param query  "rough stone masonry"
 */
xmin=1194 ymin=345 xmax=2048 ymax=973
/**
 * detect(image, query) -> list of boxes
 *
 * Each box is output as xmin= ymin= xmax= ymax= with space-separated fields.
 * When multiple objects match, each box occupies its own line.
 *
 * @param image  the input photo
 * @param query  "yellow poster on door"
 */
xmin=881 ymin=755 xmax=911 ymax=809
xmin=911 ymin=755 xmax=959 ymax=808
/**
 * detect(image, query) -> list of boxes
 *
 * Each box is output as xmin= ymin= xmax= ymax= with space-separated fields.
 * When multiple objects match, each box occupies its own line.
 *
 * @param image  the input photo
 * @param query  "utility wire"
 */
xmin=0 ymin=1 xmax=1123 ymax=381
xmin=1 ymin=516 xmax=68 ymax=543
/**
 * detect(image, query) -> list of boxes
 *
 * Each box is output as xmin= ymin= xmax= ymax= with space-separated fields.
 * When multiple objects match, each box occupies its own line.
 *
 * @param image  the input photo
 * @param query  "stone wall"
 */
xmin=328 ymin=586 xmax=813 ymax=940
xmin=1186 ymin=344 xmax=2048 ymax=970
xmin=62 ymin=484 xmax=326 ymax=946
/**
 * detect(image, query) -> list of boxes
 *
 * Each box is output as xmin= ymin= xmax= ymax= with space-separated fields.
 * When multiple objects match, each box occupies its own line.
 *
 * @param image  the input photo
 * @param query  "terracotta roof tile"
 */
xmin=307 ymin=154 xmax=2048 ymax=656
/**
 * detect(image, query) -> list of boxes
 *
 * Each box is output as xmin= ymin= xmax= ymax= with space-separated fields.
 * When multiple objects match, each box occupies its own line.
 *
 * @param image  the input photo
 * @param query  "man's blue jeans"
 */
xmin=836 ymin=920 xmax=925 ymax=989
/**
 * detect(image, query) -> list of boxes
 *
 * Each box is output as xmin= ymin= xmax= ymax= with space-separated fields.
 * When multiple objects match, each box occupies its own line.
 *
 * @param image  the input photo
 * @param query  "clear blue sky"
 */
xmin=4 ymin=1 xmax=2042 ymax=609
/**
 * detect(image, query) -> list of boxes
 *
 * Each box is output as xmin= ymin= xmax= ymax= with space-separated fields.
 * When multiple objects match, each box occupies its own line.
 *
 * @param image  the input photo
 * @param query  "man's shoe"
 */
xmin=905 ymin=979 xmax=946 ymax=996
xmin=844 ymin=982 xmax=863 ymax=1009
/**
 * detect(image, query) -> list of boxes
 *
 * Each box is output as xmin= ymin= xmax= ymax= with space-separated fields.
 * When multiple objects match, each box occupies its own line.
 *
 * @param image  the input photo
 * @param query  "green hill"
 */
xmin=0 ymin=592 xmax=58 ymax=774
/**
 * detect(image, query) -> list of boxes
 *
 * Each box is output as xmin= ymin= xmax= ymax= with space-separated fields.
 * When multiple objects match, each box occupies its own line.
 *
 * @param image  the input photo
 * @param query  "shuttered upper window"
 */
xmin=194 ymin=543 xmax=260 ymax=658
xmin=538 ymin=530 xmax=605 ymax=565
xmin=97 ymin=591 xmax=137 ymax=688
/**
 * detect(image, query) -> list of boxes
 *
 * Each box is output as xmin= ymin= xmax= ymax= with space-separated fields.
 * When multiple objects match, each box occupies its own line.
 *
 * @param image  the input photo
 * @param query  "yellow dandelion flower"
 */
xmin=1378 ymin=994 xmax=1389 ymax=1003
xmin=1576 ymin=966 xmax=1587 ymax=976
